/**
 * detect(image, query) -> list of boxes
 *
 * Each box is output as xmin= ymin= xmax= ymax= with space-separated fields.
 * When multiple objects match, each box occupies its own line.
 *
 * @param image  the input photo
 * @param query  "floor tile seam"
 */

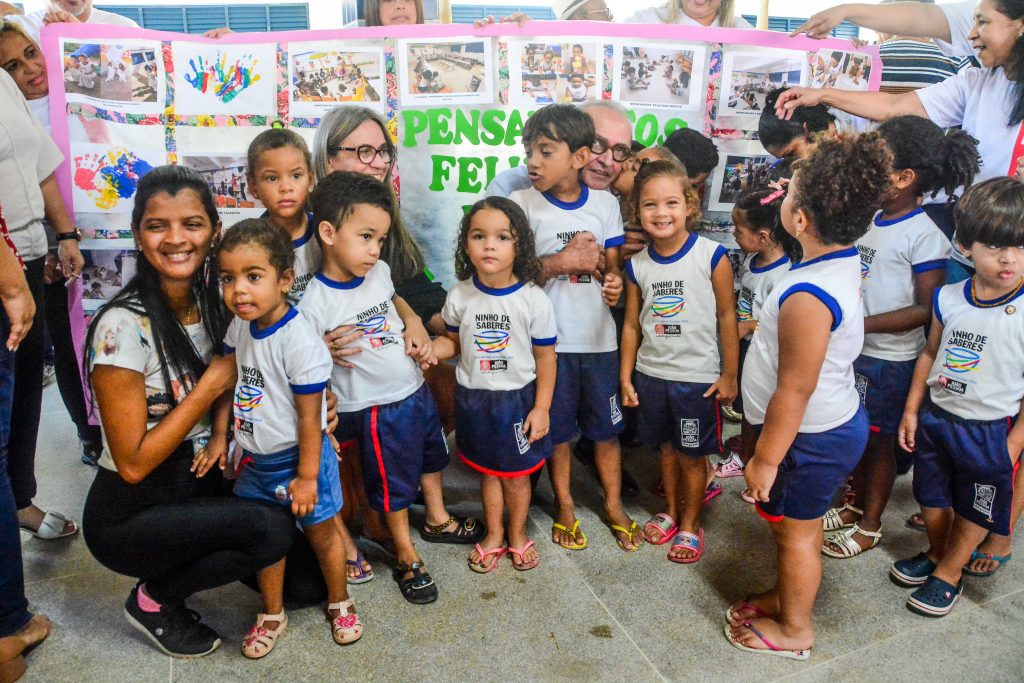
xmin=525 ymin=510 xmax=671 ymax=683
xmin=768 ymin=585 xmax=1023 ymax=682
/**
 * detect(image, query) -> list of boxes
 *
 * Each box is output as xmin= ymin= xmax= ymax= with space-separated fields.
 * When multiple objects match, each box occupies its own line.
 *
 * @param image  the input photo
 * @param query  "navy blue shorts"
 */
xmin=633 ymin=372 xmax=722 ymax=457
xmin=854 ymin=355 xmax=915 ymax=436
xmin=455 ymin=383 xmax=552 ymax=477
xmin=336 ymin=383 xmax=449 ymax=513
xmin=550 ymin=351 xmax=624 ymax=445
xmin=912 ymin=406 xmax=1015 ymax=535
xmin=753 ymin=406 xmax=869 ymax=521
xmin=234 ymin=433 xmax=343 ymax=527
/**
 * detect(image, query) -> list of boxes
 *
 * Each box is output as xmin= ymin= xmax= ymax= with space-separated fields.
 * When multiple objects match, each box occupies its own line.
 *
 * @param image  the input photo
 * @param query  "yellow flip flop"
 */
xmin=551 ymin=519 xmax=588 ymax=550
xmin=606 ymin=520 xmax=644 ymax=552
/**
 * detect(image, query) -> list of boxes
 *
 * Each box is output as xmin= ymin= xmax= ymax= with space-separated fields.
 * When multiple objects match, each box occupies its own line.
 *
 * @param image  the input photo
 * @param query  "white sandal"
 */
xmin=327 ymin=599 xmax=363 ymax=645
xmin=822 ymin=504 xmax=862 ymax=533
xmin=241 ymin=611 xmax=287 ymax=659
xmin=822 ymin=523 xmax=881 ymax=559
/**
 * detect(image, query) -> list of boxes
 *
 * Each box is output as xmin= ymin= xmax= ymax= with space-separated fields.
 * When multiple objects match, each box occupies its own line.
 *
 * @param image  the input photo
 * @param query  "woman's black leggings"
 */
xmin=83 ymin=444 xmax=294 ymax=605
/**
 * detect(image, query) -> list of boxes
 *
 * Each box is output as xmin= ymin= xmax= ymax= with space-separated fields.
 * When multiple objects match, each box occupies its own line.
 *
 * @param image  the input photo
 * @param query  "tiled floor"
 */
xmin=17 ymin=385 xmax=1024 ymax=681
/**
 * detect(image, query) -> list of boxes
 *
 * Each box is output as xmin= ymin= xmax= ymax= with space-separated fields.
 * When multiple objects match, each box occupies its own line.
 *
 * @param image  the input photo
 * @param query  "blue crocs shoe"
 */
xmin=907 ymin=575 xmax=963 ymax=617
xmin=890 ymin=552 xmax=937 ymax=587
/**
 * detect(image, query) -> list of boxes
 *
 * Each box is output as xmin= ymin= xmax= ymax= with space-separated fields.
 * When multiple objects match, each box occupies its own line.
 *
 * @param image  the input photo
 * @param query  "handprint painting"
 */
xmin=172 ymin=42 xmax=276 ymax=115
xmin=72 ymin=143 xmax=161 ymax=213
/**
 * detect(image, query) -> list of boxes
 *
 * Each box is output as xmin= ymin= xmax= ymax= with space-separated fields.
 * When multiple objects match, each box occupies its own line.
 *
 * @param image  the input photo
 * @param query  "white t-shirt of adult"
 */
xmin=222 ymin=307 xmax=331 ymax=455
xmin=624 ymin=3 xmax=754 ymax=27
xmin=442 ymin=277 xmax=558 ymax=391
xmin=928 ymin=279 xmax=1024 ymax=421
xmin=934 ymin=1 xmax=977 ymax=58
xmin=0 ymin=70 xmax=63 ymax=261
xmin=485 ymin=165 xmax=531 ymax=199
xmin=916 ymin=66 xmax=1014 ymax=183
xmin=737 ymin=252 xmax=790 ymax=323
xmin=298 ymin=261 xmax=423 ymax=412
xmin=857 ymin=208 xmax=950 ymax=361
xmin=88 ymin=302 xmax=214 ymax=472
xmin=15 ymin=8 xmax=139 ymax=44
xmin=625 ymin=232 xmax=728 ymax=384
xmin=742 ymin=247 xmax=865 ymax=432
xmin=508 ymin=185 xmax=625 ymax=353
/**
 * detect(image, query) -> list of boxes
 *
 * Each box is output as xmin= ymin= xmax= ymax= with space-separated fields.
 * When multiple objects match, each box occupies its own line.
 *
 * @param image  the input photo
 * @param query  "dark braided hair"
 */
xmin=758 ymin=87 xmax=836 ymax=154
xmin=735 ymin=189 xmax=802 ymax=262
xmin=876 ymin=115 xmax=980 ymax=200
xmin=85 ymin=165 xmax=227 ymax=409
xmin=455 ymin=197 xmax=542 ymax=285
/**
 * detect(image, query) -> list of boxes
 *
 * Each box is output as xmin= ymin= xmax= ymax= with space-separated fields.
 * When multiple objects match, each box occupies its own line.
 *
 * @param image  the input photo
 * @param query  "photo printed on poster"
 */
xmin=288 ymin=42 xmax=385 ymax=116
xmin=60 ymin=38 xmax=163 ymax=114
xmin=398 ymin=37 xmax=493 ymax=106
xmin=612 ymin=41 xmax=706 ymax=111
xmin=507 ymin=39 xmax=602 ymax=107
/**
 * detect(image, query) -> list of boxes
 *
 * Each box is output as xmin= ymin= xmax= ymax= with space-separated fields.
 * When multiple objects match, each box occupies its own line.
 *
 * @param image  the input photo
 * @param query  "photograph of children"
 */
xmin=80 ymin=249 xmax=137 ymax=305
xmin=707 ymin=140 xmax=783 ymax=212
xmin=809 ymin=49 xmax=872 ymax=91
xmin=62 ymin=40 xmax=162 ymax=112
xmin=721 ymin=51 xmax=807 ymax=116
xmin=399 ymin=38 xmax=493 ymax=106
xmin=612 ymin=43 xmax=706 ymax=110
xmin=289 ymin=45 xmax=384 ymax=116
xmin=179 ymin=154 xmax=264 ymax=227
xmin=508 ymin=40 xmax=601 ymax=107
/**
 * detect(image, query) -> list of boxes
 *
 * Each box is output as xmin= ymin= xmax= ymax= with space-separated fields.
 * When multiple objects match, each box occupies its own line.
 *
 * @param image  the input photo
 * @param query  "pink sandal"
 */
xmin=507 ymin=539 xmax=540 ymax=571
xmin=725 ymin=597 xmax=778 ymax=623
xmin=327 ymin=599 xmax=363 ymax=645
xmin=668 ymin=528 xmax=704 ymax=564
xmin=241 ymin=611 xmax=287 ymax=659
xmin=468 ymin=544 xmax=506 ymax=574
xmin=724 ymin=621 xmax=811 ymax=660
xmin=643 ymin=513 xmax=679 ymax=546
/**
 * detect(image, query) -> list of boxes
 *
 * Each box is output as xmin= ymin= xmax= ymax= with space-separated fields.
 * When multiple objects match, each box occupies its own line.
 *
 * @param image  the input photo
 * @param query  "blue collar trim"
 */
xmin=472 ymin=276 xmax=525 ymax=296
xmin=315 ymin=272 xmax=364 ymax=290
xmin=541 ymin=184 xmax=588 ymax=210
xmin=250 ymin=305 xmax=297 ymax=339
xmin=750 ymin=253 xmax=790 ymax=273
xmin=650 ymin=232 xmax=697 ymax=265
xmin=791 ymin=246 xmax=859 ymax=270
xmin=873 ymin=207 xmax=924 ymax=227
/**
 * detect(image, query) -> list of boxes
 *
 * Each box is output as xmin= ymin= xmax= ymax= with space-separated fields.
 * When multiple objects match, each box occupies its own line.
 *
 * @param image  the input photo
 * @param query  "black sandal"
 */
xmin=393 ymin=562 xmax=438 ymax=605
xmin=420 ymin=514 xmax=485 ymax=545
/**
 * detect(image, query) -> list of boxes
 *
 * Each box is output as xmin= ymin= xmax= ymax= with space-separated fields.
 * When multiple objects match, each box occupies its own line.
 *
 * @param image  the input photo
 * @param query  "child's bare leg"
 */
xmin=826 ymin=434 xmax=894 ymax=552
xmin=933 ymin=515 xmax=989 ymax=586
xmin=967 ymin=469 xmax=1022 ymax=573
xmin=669 ymin=455 xmax=707 ymax=561
xmin=333 ymin=514 xmax=370 ymax=580
xmin=470 ymin=475 xmax=505 ymax=569
xmin=594 ymin=438 xmax=639 ymax=550
xmin=255 ymin=559 xmax=286 ymax=628
xmin=420 ymin=471 xmax=454 ymax=529
xmin=739 ymin=418 xmax=755 ymax=465
xmin=504 ymin=475 xmax=536 ymax=566
xmin=644 ymin=444 xmax=680 ymax=544
xmin=729 ymin=517 xmax=819 ymax=651
xmin=548 ymin=442 xmax=580 ymax=546
xmin=922 ymin=506 xmax=954 ymax=562
xmin=304 ymin=519 xmax=350 ymax=606
xmin=383 ymin=509 xmax=423 ymax=576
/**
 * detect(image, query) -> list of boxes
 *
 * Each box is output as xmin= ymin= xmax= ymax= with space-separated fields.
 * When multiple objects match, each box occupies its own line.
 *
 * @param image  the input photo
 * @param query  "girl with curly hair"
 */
xmin=432 ymin=197 xmax=557 ymax=573
xmin=726 ymin=133 xmax=894 ymax=660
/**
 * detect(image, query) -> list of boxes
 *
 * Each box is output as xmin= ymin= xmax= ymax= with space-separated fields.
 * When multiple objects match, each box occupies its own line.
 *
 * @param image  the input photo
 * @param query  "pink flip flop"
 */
xmin=724 ymin=621 xmax=812 ymax=660
xmin=643 ymin=513 xmax=679 ymax=546
xmin=468 ymin=544 xmax=506 ymax=574
xmin=725 ymin=597 xmax=778 ymax=623
xmin=668 ymin=528 xmax=704 ymax=564
xmin=507 ymin=539 xmax=540 ymax=571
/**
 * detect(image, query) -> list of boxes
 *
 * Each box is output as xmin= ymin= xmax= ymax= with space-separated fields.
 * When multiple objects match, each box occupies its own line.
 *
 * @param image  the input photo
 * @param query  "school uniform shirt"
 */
xmin=256 ymin=211 xmax=321 ymax=304
xmin=858 ymin=208 xmax=950 ymax=361
xmin=743 ymin=247 xmax=865 ymax=433
xmin=623 ymin=5 xmax=753 ymax=27
xmin=927 ymin=279 xmax=1024 ymax=421
xmin=222 ymin=307 xmax=331 ymax=455
xmin=625 ymin=232 xmax=728 ymax=384
xmin=508 ymin=185 xmax=625 ymax=353
xmin=0 ymin=70 xmax=63 ymax=262
xmin=88 ymin=302 xmax=214 ymax=472
xmin=916 ymin=67 xmax=1015 ymax=183
xmin=442 ymin=276 xmax=557 ymax=391
xmin=737 ymin=252 xmax=790 ymax=323
xmin=298 ymin=261 xmax=423 ymax=412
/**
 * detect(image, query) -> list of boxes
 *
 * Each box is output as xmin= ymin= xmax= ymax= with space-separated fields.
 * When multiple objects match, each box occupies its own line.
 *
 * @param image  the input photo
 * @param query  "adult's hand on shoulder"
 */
xmin=789 ymin=6 xmax=848 ymax=39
